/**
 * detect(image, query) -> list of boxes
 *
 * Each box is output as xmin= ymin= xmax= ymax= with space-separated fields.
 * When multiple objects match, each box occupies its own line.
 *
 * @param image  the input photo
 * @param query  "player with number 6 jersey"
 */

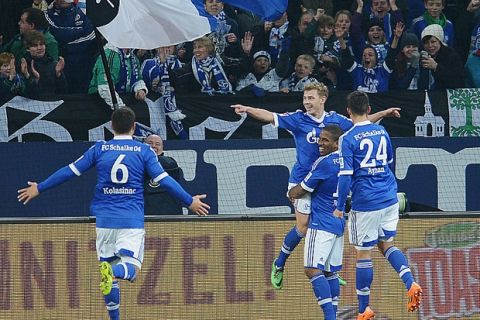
xmin=17 ymin=107 xmax=210 ymax=320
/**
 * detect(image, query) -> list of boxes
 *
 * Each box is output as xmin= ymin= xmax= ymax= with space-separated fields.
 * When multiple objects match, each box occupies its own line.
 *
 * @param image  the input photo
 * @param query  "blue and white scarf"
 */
xmin=269 ymin=21 xmax=289 ymax=63
xmin=191 ymin=55 xmax=232 ymax=95
xmin=116 ymin=49 xmax=139 ymax=93
xmin=211 ymin=11 xmax=231 ymax=56
xmin=281 ymin=73 xmax=319 ymax=92
xmin=142 ymin=55 xmax=186 ymax=137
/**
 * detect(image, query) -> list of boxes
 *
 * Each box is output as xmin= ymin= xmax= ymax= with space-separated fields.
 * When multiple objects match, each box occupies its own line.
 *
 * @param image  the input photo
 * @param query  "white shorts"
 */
xmin=288 ymin=183 xmax=311 ymax=214
xmin=96 ymin=228 xmax=145 ymax=268
xmin=348 ymin=203 xmax=399 ymax=250
xmin=304 ymin=228 xmax=344 ymax=273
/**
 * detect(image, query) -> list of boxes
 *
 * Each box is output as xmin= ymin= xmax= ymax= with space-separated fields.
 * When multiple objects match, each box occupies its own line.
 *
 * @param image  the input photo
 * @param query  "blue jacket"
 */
xmin=46 ymin=4 xmax=96 ymax=56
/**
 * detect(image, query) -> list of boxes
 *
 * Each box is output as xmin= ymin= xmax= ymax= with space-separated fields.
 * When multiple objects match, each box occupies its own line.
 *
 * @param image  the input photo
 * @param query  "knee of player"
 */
xmin=304 ymin=267 xmax=322 ymax=279
xmin=377 ymin=241 xmax=394 ymax=255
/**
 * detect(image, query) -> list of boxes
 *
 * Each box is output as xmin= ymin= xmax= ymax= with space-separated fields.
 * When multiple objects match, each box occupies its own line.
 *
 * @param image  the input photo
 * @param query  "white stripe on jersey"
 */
xmin=153 ymin=172 xmax=168 ymax=183
xmin=69 ymin=163 xmax=81 ymax=176
xmin=300 ymin=181 xmax=314 ymax=193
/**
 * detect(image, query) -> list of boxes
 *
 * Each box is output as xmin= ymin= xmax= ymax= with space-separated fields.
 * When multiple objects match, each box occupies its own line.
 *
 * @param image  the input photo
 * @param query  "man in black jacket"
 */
xmin=144 ymin=135 xmax=184 ymax=215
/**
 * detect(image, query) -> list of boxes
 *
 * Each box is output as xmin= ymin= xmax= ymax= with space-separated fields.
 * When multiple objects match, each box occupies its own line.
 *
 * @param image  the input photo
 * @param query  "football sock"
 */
xmin=326 ymin=272 xmax=340 ymax=314
xmin=275 ymin=226 xmax=305 ymax=268
xmin=384 ymin=246 xmax=414 ymax=290
xmin=310 ymin=273 xmax=335 ymax=320
xmin=104 ymin=280 xmax=120 ymax=320
xmin=112 ymin=262 xmax=137 ymax=281
xmin=356 ymin=259 xmax=373 ymax=313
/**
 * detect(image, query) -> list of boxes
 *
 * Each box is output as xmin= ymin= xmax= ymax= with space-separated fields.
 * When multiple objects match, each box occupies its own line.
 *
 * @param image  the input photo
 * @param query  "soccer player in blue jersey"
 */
xmin=333 ymin=91 xmax=422 ymax=320
xmin=17 ymin=107 xmax=210 ymax=320
xmin=288 ymin=125 xmax=345 ymax=320
xmin=232 ymin=82 xmax=400 ymax=290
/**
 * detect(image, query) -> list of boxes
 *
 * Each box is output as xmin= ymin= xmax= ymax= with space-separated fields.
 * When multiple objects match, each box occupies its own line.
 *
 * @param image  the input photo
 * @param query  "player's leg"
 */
xmin=111 ymin=228 xmax=145 ymax=282
xmin=377 ymin=203 xmax=422 ymax=312
xmin=348 ymin=210 xmax=381 ymax=320
xmin=304 ymin=228 xmax=337 ymax=320
xmin=97 ymin=228 xmax=145 ymax=320
xmin=271 ymin=187 xmax=310 ymax=289
xmin=324 ymin=234 xmax=344 ymax=315
xmin=96 ymin=228 xmax=121 ymax=320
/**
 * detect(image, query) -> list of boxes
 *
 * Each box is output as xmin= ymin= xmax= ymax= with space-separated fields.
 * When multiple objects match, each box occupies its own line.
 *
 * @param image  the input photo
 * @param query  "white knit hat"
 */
xmin=421 ymin=24 xmax=446 ymax=45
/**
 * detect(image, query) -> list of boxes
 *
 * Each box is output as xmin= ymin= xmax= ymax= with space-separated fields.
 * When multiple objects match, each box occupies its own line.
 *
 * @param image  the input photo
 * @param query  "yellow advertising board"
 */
xmin=0 ymin=217 xmax=479 ymax=320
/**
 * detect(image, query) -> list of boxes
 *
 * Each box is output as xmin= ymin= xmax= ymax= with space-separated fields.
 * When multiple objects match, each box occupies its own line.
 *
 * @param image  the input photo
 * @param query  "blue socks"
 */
xmin=112 ymin=262 xmax=137 ymax=281
xmin=384 ymin=246 xmax=414 ymax=290
xmin=276 ymin=226 xmax=305 ymax=268
xmin=311 ymin=273 xmax=335 ymax=320
xmin=326 ymin=272 xmax=340 ymax=314
xmin=104 ymin=280 xmax=120 ymax=320
xmin=356 ymin=259 xmax=373 ymax=313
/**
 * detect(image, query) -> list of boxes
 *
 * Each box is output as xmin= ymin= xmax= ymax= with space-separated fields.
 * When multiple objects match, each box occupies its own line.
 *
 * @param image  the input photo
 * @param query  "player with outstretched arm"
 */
xmin=232 ymin=82 xmax=400 ymax=290
xmin=333 ymin=91 xmax=422 ymax=320
xmin=17 ymin=107 xmax=210 ymax=320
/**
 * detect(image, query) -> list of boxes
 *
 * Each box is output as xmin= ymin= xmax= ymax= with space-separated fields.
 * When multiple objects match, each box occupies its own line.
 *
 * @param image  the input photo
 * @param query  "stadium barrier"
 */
xmin=0 ymin=214 xmax=478 ymax=320
xmin=2 ymin=138 xmax=480 ymax=218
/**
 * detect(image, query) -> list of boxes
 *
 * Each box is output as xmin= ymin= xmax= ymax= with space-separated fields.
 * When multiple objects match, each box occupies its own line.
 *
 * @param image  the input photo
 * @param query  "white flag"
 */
xmin=88 ymin=0 xmax=211 ymax=49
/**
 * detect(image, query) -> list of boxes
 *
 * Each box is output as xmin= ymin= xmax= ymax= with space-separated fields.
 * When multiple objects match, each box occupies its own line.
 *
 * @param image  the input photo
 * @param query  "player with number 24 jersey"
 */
xmin=338 ymin=121 xmax=397 ymax=211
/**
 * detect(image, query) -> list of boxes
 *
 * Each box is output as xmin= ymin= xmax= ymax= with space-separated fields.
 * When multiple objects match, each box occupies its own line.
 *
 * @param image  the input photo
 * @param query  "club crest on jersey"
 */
xmin=148 ymin=179 xmax=160 ymax=188
xmin=306 ymin=128 xmax=319 ymax=143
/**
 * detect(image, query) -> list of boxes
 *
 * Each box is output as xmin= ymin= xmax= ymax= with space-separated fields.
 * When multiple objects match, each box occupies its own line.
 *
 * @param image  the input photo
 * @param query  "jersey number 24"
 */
xmin=359 ymin=136 xmax=387 ymax=168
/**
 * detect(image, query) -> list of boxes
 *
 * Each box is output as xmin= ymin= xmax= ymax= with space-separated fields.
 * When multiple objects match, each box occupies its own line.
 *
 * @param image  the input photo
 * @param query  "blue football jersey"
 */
xmin=274 ymin=110 xmax=352 ymax=183
xmin=70 ymin=136 xmax=166 ymax=228
xmin=338 ymin=121 xmax=398 ymax=211
xmin=301 ymin=152 xmax=345 ymax=236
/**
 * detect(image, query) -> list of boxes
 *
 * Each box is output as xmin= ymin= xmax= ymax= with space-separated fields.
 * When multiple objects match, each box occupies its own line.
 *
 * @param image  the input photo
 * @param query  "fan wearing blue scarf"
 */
xmin=191 ymin=36 xmax=233 ymax=96
xmin=280 ymin=54 xmax=319 ymax=93
xmin=89 ymin=44 xmax=148 ymax=109
xmin=141 ymin=45 xmax=187 ymax=138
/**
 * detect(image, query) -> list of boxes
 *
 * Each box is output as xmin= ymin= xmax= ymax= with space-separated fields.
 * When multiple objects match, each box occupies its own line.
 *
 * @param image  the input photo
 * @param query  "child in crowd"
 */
xmin=280 ymin=54 xmax=319 ymax=92
xmin=412 ymin=0 xmax=454 ymax=47
xmin=0 ymin=52 xmax=26 ymax=100
xmin=337 ymin=24 xmax=396 ymax=93
xmin=389 ymin=31 xmax=421 ymax=90
xmin=22 ymin=30 xmax=67 ymax=96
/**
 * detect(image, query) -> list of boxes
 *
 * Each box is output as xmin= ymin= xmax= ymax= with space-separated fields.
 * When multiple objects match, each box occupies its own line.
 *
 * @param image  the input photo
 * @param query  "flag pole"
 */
xmin=94 ymin=28 xmax=119 ymax=110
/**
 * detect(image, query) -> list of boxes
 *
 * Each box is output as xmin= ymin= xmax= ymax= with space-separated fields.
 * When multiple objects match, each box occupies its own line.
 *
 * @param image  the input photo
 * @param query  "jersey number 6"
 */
xmin=111 ymin=154 xmax=129 ymax=183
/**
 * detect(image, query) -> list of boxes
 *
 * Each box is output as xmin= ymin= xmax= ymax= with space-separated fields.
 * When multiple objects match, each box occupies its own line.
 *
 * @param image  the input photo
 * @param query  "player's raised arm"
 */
xmin=368 ymin=107 xmax=401 ymax=123
xmin=230 ymin=104 xmax=275 ymax=124
xmin=17 ymin=181 xmax=39 ymax=205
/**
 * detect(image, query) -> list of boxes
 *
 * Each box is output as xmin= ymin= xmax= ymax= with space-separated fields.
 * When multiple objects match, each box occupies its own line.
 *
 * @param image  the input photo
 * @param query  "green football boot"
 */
xmin=99 ymin=261 xmax=114 ymax=295
xmin=271 ymin=259 xmax=284 ymax=289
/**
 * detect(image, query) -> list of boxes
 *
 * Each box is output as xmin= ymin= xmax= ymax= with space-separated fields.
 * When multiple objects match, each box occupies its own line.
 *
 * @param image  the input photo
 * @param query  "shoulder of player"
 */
xmin=324 ymin=110 xmax=350 ymax=121
xmin=278 ymin=109 xmax=304 ymax=117
xmin=312 ymin=152 xmax=337 ymax=169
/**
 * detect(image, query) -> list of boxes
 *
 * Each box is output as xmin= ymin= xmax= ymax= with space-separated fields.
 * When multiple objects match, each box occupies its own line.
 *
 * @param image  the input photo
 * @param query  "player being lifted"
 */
xmin=288 ymin=125 xmax=345 ymax=320
xmin=333 ymin=91 xmax=422 ymax=320
xmin=17 ymin=107 xmax=210 ymax=320
xmin=232 ymin=82 xmax=400 ymax=289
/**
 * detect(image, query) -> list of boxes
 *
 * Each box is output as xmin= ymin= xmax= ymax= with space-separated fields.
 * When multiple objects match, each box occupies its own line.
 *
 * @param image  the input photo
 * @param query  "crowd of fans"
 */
xmin=1 ymin=0 xmax=480 ymax=105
